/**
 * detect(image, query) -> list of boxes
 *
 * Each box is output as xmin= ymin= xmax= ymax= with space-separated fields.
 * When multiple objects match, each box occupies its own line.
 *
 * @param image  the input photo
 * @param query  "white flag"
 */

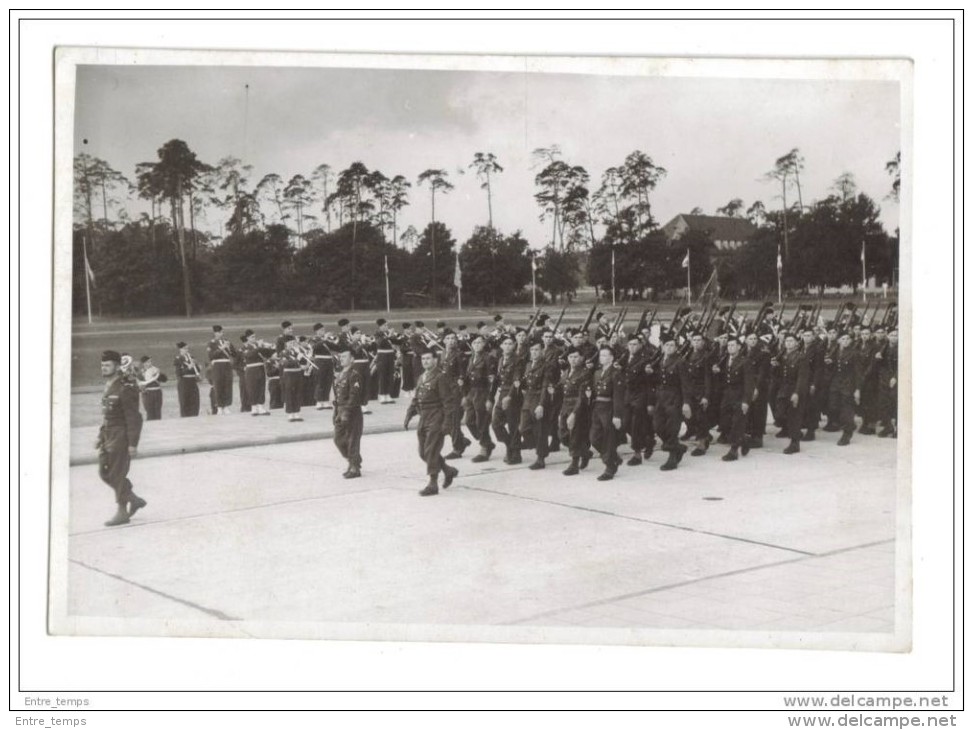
xmin=776 ymin=245 xmax=783 ymax=275
xmin=861 ymin=240 xmax=866 ymax=263
xmin=681 ymin=249 xmax=690 ymax=269
xmin=84 ymin=245 xmax=96 ymax=286
xmin=384 ymin=255 xmax=389 ymax=276
xmin=531 ymin=254 xmax=537 ymax=273
xmin=454 ymin=255 xmax=462 ymax=289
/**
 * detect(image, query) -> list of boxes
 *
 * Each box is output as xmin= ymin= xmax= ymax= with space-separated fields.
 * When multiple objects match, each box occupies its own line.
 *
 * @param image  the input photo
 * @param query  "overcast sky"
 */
xmin=74 ymin=63 xmax=901 ymax=247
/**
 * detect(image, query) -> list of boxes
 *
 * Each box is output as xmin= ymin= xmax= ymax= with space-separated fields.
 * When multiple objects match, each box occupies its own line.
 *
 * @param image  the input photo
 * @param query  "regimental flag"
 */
xmin=454 ymin=254 xmax=462 ymax=289
xmin=681 ymin=249 xmax=690 ymax=269
xmin=776 ymin=245 xmax=783 ymax=275
xmin=384 ymin=254 xmax=389 ymax=276
xmin=84 ymin=241 xmax=96 ymax=287
xmin=531 ymin=253 xmax=537 ymax=273
xmin=861 ymin=240 xmax=866 ymax=263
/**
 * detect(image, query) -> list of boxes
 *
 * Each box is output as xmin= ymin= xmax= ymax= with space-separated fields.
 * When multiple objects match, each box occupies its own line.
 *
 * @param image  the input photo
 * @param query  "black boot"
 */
xmin=675 ymin=444 xmax=687 ymax=464
xmin=549 ymin=437 xmax=561 ymax=453
xmin=344 ymin=465 xmax=361 ymax=479
xmin=528 ymin=456 xmax=546 ymax=470
xmin=104 ymin=505 xmax=130 ymax=527
xmin=749 ymin=436 xmax=764 ymax=449
xmin=783 ymin=439 xmax=800 ymax=454
xmin=660 ymin=452 xmax=679 ymax=471
xmin=823 ymin=422 xmax=841 ymax=432
xmin=508 ymin=449 xmax=523 ymax=465
xmin=128 ymin=494 xmax=147 ymax=517
xmin=801 ymin=430 xmax=816 ymax=442
xmin=579 ymin=451 xmax=591 ymax=469
xmin=471 ymin=444 xmax=493 ymax=463
xmin=721 ymin=446 xmax=739 ymax=462
xmin=626 ymin=452 xmax=642 ymax=466
xmin=419 ymin=477 xmax=439 ymax=496
xmin=741 ymin=437 xmax=751 ymax=457
xmin=837 ymin=431 xmax=852 ymax=446
xmin=563 ymin=458 xmax=580 ymax=476
xmin=443 ymin=465 xmax=458 ymax=488
xmin=877 ymin=426 xmax=892 ymax=438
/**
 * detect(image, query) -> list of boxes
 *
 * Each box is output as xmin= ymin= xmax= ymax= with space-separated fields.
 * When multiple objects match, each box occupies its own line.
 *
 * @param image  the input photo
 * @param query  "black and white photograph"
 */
xmin=13 ymin=11 xmax=959 ymax=716
xmin=50 ymin=46 xmax=910 ymax=651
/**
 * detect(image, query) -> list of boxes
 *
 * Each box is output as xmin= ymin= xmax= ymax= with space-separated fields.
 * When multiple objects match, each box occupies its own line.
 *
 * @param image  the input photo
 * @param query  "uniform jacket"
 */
xmin=830 ymin=345 xmax=861 ymax=396
xmin=207 ymin=337 xmax=236 ymax=363
xmin=778 ymin=348 xmax=810 ymax=398
xmin=656 ymin=354 xmax=691 ymax=405
xmin=491 ymin=354 xmax=523 ymax=399
xmin=98 ymin=376 xmax=143 ymax=450
xmin=720 ymin=352 xmax=756 ymax=405
xmin=590 ymin=364 xmax=626 ymax=415
xmin=559 ymin=365 xmax=592 ymax=415
xmin=333 ymin=366 xmax=364 ymax=408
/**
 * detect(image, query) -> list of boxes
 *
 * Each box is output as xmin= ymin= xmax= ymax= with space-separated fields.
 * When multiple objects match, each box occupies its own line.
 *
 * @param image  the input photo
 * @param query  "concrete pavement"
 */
xmin=58 ymin=418 xmax=905 ymax=650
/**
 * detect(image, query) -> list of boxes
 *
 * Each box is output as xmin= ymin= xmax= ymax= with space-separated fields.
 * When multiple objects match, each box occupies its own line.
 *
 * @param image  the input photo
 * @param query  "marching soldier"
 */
xmin=137 ymin=355 xmax=166 ymax=420
xmin=347 ymin=327 xmax=372 ymax=415
xmin=588 ymin=345 xmax=626 ymax=481
xmin=95 ymin=350 xmax=146 ymax=527
xmin=280 ymin=335 xmax=305 ymax=422
xmin=620 ymin=334 xmax=653 ymax=465
xmin=441 ymin=331 xmax=470 ymax=459
xmin=821 ymin=325 xmax=841 ymax=431
xmin=490 ymin=335 xmax=524 ymax=464
xmin=540 ymin=328 xmax=563 ymax=452
xmin=856 ymin=325 xmax=880 ymax=434
xmin=409 ymin=321 xmax=426 ymax=389
xmin=400 ymin=322 xmax=418 ymax=396
xmin=775 ymin=332 xmax=810 ymax=454
xmin=333 ymin=346 xmax=365 ymax=478
xmin=653 ymin=334 xmax=692 ymax=471
xmin=825 ymin=330 xmax=861 ymax=446
xmin=173 ymin=341 xmax=201 ymax=417
xmin=463 ymin=334 xmax=496 ymax=463
xmin=240 ymin=329 xmax=274 ymax=416
xmin=519 ymin=340 xmax=555 ymax=470
xmin=877 ymin=328 xmax=898 ymax=438
xmin=265 ymin=351 xmax=283 ymax=410
xmin=235 ymin=335 xmax=253 ymax=413
xmin=744 ymin=332 xmax=771 ymax=448
xmin=717 ymin=337 xmax=755 ymax=462
xmin=800 ymin=328 xmax=825 ymax=441
xmin=559 ymin=346 xmax=593 ymax=476
xmin=404 ymin=347 xmax=459 ymax=496
xmin=275 ymin=320 xmax=295 ymax=354
xmin=311 ymin=322 xmax=335 ymax=410
xmin=685 ymin=332 xmax=713 ymax=457
xmin=207 ymin=325 xmax=236 ymax=415
xmin=373 ymin=318 xmax=397 ymax=405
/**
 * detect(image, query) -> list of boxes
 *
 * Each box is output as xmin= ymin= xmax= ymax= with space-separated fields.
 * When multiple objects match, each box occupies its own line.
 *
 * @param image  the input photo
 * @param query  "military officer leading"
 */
xmin=404 ymin=347 xmax=459 ymax=496
xmin=96 ymin=350 xmax=147 ymax=526
xmin=333 ymin=346 xmax=365 ymax=478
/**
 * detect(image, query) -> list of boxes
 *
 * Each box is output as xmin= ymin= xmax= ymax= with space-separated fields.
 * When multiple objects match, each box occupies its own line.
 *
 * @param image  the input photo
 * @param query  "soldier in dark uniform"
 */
xmin=275 ymin=320 xmax=295 ymax=355
xmin=409 ymin=321 xmax=427 ymax=392
xmin=346 ymin=327 xmax=372 ymax=415
xmin=404 ymin=348 xmax=459 ymax=496
xmin=825 ymin=330 xmax=861 ymax=446
xmin=685 ymin=333 xmax=713 ymax=457
xmin=588 ymin=345 xmax=626 ymax=481
xmin=717 ymin=337 xmax=755 ymax=461
xmin=265 ymin=352 xmax=283 ymax=410
xmin=559 ymin=346 xmax=593 ymax=476
xmin=311 ymin=322 xmax=335 ymax=410
xmin=821 ymin=325 xmax=841 ymax=431
xmin=620 ymin=334 xmax=652 ymax=465
xmin=299 ymin=335 xmax=318 ymax=408
xmin=800 ymin=328 xmax=826 ymax=441
xmin=856 ymin=325 xmax=880 ymax=434
xmin=744 ymin=333 xmax=771 ymax=447
xmin=240 ymin=329 xmax=274 ymax=416
xmin=333 ymin=347 xmax=365 ymax=478
xmin=173 ymin=341 xmax=201 ymax=417
xmin=400 ymin=322 xmax=417 ymax=396
xmin=877 ymin=328 xmax=898 ymax=438
xmin=207 ymin=325 xmax=236 ymax=414
xmin=513 ymin=327 xmax=530 ymax=364
xmin=490 ymin=335 xmax=524 ymax=464
xmin=463 ymin=334 xmax=496 ymax=462
xmin=280 ymin=335 xmax=305 ymax=422
xmin=234 ymin=335 xmax=253 ymax=413
xmin=595 ymin=311 xmax=611 ymax=342
xmin=519 ymin=340 xmax=555 ymax=470
xmin=775 ymin=332 xmax=810 ymax=454
xmin=540 ymin=328 xmax=563 ymax=453
xmin=441 ymin=331 xmax=470 ymax=459
xmin=137 ymin=355 xmax=166 ymax=420
xmin=653 ymin=335 xmax=692 ymax=471
xmin=373 ymin=318 xmax=397 ymax=405
xmin=96 ymin=350 xmax=146 ymax=527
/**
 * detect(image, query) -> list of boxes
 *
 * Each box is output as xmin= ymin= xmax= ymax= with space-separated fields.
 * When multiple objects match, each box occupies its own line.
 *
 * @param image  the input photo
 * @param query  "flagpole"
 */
xmin=611 ymin=247 xmax=616 ymax=307
xmin=384 ymin=254 xmax=390 ymax=313
xmin=861 ymin=240 xmax=867 ymax=305
xmin=531 ymin=252 xmax=537 ymax=309
xmin=686 ymin=249 xmax=692 ymax=307
xmin=82 ymin=234 xmax=93 ymax=324
xmin=777 ymin=244 xmax=783 ymax=305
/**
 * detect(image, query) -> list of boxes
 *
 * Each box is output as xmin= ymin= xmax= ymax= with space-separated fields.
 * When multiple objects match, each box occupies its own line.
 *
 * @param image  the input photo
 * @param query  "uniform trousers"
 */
xmin=416 ymin=406 xmax=447 ymax=477
xmin=718 ymin=387 xmax=748 ymax=448
xmin=519 ymin=392 xmax=548 ymax=457
xmin=267 ymin=376 xmax=283 ymax=409
xmin=775 ymin=393 xmax=805 ymax=440
xmin=236 ymin=369 xmax=252 ymax=412
xmin=376 ymin=352 xmax=395 ymax=395
xmin=491 ymin=390 xmax=522 ymax=450
xmin=748 ymin=389 xmax=769 ymax=438
xmin=282 ymin=370 xmax=303 ymax=414
xmin=827 ymin=388 xmax=857 ymax=435
xmin=654 ymin=389 xmax=684 ymax=452
xmin=314 ymin=358 xmax=334 ymax=402
xmin=177 ymin=377 xmax=200 ymax=417
xmin=622 ymin=395 xmax=650 ymax=452
xmin=463 ymin=385 xmax=494 ymax=448
xmin=98 ymin=433 xmax=134 ymax=505
xmin=142 ymin=388 xmax=162 ymax=420
xmin=588 ymin=400 xmax=619 ymax=467
xmin=333 ymin=406 xmax=363 ymax=467
xmin=211 ymin=361 xmax=233 ymax=408
xmin=878 ymin=381 xmax=897 ymax=425
xmin=558 ymin=398 xmax=590 ymax=459
xmin=245 ymin=365 xmax=266 ymax=405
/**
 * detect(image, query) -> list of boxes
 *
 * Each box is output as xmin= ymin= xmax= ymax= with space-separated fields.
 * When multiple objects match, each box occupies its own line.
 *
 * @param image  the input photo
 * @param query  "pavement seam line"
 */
xmin=505 ymin=538 xmax=894 ymax=626
xmin=458 ymin=483 xmax=817 ymax=556
xmin=69 ymin=558 xmax=240 ymax=621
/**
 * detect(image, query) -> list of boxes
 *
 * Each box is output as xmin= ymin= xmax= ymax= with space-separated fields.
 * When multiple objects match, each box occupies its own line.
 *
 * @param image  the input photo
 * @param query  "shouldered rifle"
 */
xmin=634 ymin=308 xmax=650 ymax=337
xmin=551 ymin=305 xmax=568 ymax=335
xmin=578 ymin=303 xmax=598 ymax=334
xmin=524 ymin=308 xmax=543 ymax=337
xmin=609 ymin=306 xmax=629 ymax=339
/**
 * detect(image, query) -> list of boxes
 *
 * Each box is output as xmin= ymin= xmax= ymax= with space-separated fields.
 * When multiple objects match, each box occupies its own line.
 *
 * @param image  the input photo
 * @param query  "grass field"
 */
xmin=69 ymin=301 xmax=859 ymax=388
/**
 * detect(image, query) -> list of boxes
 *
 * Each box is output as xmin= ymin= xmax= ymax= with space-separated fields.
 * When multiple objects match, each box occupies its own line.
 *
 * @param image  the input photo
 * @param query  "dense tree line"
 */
xmin=73 ymin=138 xmax=900 ymax=317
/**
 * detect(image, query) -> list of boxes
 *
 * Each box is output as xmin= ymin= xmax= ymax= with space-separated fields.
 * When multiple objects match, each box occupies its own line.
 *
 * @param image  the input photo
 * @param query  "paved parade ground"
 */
xmin=59 ymin=408 xmax=904 ymax=649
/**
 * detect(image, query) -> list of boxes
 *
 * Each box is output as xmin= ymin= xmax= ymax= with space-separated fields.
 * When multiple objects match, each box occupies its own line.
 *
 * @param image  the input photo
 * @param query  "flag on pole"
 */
xmin=384 ymin=255 xmax=389 ymax=276
xmin=861 ymin=240 xmax=866 ymax=263
xmin=84 ymin=242 xmax=96 ymax=286
xmin=776 ymin=245 xmax=783 ymax=275
xmin=531 ymin=253 xmax=537 ymax=272
xmin=681 ymin=249 xmax=690 ymax=269
xmin=453 ymin=255 xmax=462 ymax=289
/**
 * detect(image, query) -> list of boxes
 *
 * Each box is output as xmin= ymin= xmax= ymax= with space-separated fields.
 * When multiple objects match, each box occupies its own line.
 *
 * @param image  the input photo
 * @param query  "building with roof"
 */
xmin=661 ymin=214 xmax=758 ymax=252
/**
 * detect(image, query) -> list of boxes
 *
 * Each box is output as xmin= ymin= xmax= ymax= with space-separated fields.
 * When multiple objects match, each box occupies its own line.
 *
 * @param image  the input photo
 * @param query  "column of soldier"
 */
xmin=96 ymin=300 xmax=898 ymax=524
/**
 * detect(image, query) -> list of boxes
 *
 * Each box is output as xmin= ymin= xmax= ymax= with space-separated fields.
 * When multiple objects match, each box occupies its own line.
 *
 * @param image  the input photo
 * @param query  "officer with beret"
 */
xmin=404 ymin=347 xmax=459 ymax=496
xmin=95 ymin=350 xmax=146 ymax=526
xmin=333 ymin=345 xmax=365 ymax=478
